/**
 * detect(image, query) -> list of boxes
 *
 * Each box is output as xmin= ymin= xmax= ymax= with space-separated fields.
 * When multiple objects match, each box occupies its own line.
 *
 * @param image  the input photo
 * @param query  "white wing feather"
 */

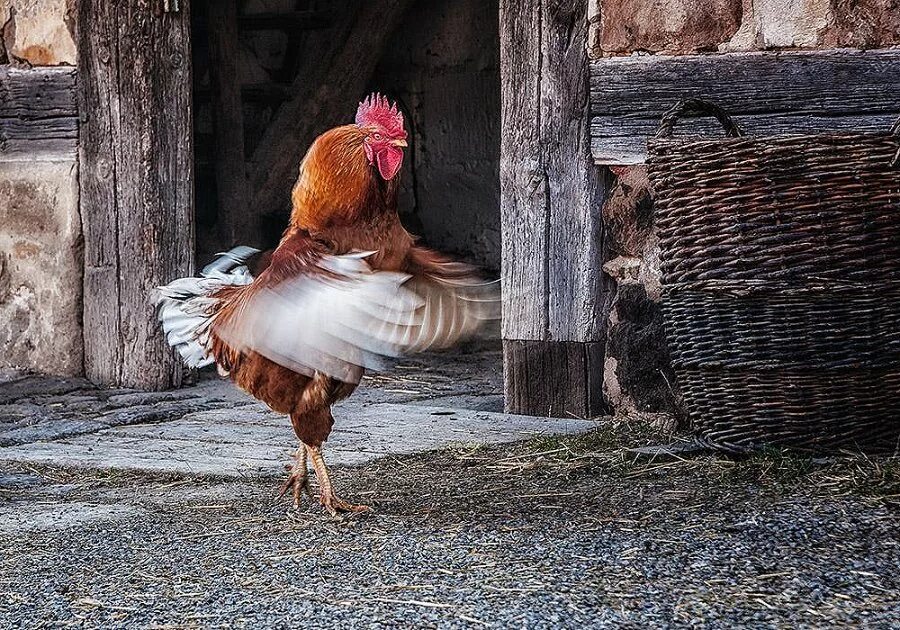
xmin=153 ymin=247 xmax=258 ymax=368
xmin=215 ymin=254 xmax=499 ymax=383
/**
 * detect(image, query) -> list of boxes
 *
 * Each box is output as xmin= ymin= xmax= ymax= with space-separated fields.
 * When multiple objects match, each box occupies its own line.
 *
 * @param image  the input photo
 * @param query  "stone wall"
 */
xmin=589 ymin=0 xmax=899 ymax=417
xmin=588 ymin=0 xmax=900 ymax=56
xmin=0 ymin=0 xmax=82 ymax=376
xmin=0 ymin=0 xmax=75 ymax=65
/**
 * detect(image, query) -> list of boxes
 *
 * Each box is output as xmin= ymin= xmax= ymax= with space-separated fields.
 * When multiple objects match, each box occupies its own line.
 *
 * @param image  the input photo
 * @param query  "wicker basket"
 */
xmin=647 ymin=99 xmax=900 ymax=453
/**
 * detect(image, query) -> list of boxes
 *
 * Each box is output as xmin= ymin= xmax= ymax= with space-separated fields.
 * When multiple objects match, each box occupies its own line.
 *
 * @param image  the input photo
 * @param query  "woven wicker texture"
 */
xmin=647 ymin=99 xmax=900 ymax=453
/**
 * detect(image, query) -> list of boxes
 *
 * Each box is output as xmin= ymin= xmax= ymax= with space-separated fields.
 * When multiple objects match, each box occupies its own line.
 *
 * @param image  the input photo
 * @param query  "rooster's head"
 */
xmin=355 ymin=93 xmax=408 ymax=181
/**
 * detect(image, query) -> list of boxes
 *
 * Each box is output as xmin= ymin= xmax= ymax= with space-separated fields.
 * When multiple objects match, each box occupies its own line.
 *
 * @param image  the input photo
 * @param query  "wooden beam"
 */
xmin=0 ymin=118 xmax=78 ymax=159
xmin=77 ymin=0 xmax=123 ymax=385
xmin=500 ymin=0 xmax=612 ymax=418
xmin=0 ymin=66 xmax=78 ymax=159
xmin=504 ymin=341 xmax=606 ymax=419
xmin=78 ymin=0 xmax=194 ymax=390
xmin=206 ymin=0 xmax=256 ymax=248
xmin=590 ymin=48 xmax=900 ymax=165
xmin=0 ymin=66 xmax=77 ymax=118
xmin=248 ymin=0 xmax=414 ymax=217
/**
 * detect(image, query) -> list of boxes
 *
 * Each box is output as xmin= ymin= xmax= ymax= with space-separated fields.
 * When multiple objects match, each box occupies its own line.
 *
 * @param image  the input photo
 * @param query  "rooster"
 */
xmin=155 ymin=94 xmax=498 ymax=515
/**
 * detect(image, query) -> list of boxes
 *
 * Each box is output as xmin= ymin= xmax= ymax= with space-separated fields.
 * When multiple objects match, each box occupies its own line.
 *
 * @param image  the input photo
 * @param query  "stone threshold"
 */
xmin=0 ymin=402 xmax=597 ymax=478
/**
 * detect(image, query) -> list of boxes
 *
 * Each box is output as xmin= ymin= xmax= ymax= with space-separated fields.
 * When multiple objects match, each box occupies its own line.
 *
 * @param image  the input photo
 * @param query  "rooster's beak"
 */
xmin=392 ymin=138 xmax=408 ymax=148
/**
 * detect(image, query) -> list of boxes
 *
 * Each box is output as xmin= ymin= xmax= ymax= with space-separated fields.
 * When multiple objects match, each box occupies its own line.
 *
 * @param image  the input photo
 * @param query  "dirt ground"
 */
xmin=2 ymin=422 xmax=898 ymax=628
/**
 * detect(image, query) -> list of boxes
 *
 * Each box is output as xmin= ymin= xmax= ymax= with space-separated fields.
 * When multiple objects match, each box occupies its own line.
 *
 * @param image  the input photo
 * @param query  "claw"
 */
xmin=320 ymin=492 xmax=370 ymax=517
xmin=279 ymin=447 xmax=312 ymax=508
xmin=305 ymin=443 xmax=370 ymax=516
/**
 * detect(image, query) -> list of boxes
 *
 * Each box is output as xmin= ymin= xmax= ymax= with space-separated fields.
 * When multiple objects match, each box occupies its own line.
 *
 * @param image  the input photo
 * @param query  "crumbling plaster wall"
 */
xmin=589 ymin=0 xmax=899 ymax=417
xmin=0 ymin=0 xmax=82 ymax=376
xmin=0 ymin=161 xmax=82 ymax=375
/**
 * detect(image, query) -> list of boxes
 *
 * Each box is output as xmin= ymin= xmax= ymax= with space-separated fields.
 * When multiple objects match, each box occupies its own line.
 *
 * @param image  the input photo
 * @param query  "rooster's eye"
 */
xmin=373 ymin=132 xmax=382 ymax=141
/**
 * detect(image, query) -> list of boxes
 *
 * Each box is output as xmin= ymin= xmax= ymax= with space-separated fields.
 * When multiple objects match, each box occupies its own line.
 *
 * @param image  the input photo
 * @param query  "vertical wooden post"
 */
xmin=78 ymin=0 xmax=194 ymax=390
xmin=499 ymin=0 xmax=612 ymax=417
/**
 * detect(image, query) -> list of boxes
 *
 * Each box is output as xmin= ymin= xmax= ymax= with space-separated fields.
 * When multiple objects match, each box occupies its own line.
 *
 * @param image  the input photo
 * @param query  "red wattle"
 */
xmin=375 ymin=147 xmax=403 ymax=180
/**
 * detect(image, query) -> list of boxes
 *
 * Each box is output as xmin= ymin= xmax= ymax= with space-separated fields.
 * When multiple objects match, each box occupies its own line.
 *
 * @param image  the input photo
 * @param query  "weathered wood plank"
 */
xmin=503 ymin=341 xmax=608 ymax=419
xmin=0 ymin=139 xmax=77 ymax=160
xmin=206 ymin=0 xmax=256 ymax=247
xmin=249 ymin=0 xmax=414 ymax=217
xmin=0 ymin=117 xmax=77 ymax=158
xmin=0 ymin=66 xmax=78 ymax=158
xmin=79 ymin=0 xmax=194 ymax=390
xmin=544 ymin=5 xmax=613 ymax=343
xmin=590 ymin=49 xmax=900 ymax=165
xmin=501 ymin=0 xmax=611 ymax=343
xmin=0 ymin=66 xmax=77 ymax=119
xmin=0 ymin=116 xmax=78 ymax=140
xmin=499 ymin=0 xmax=545 ymax=341
xmin=500 ymin=0 xmax=612 ymax=416
xmin=114 ymin=1 xmax=194 ymax=389
xmin=78 ymin=0 xmax=124 ymax=384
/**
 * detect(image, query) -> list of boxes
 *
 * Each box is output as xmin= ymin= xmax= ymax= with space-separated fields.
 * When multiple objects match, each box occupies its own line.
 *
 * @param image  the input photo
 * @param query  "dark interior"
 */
xmin=191 ymin=0 xmax=501 ymax=273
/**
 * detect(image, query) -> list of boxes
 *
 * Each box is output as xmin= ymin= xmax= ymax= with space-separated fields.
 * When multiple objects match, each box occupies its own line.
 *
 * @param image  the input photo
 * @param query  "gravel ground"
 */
xmin=2 ymin=424 xmax=899 ymax=628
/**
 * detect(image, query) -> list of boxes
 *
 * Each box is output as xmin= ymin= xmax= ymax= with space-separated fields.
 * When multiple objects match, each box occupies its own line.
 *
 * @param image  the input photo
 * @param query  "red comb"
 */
xmin=355 ymin=93 xmax=405 ymax=137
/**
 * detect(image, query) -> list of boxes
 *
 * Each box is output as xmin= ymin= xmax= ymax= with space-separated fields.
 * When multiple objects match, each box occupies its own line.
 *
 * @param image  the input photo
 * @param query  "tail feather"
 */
xmin=154 ymin=246 xmax=260 ymax=368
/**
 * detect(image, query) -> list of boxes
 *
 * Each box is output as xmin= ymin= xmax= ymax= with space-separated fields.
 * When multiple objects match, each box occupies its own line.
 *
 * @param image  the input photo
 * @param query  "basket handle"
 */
xmin=656 ymin=99 xmax=744 ymax=139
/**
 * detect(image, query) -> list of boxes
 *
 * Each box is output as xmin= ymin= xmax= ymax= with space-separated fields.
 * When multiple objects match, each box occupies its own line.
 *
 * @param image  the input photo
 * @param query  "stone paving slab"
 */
xmin=0 ymin=375 xmax=255 ymax=446
xmin=0 ymin=349 xmax=504 ymax=447
xmin=0 ymin=403 xmax=597 ymax=477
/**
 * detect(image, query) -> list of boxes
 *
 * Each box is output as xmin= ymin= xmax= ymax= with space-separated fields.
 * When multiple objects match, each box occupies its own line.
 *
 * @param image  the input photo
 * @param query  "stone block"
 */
xmin=590 ymin=0 xmax=743 ymax=56
xmin=722 ymin=0 xmax=831 ymax=50
xmin=821 ymin=0 xmax=900 ymax=49
xmin=0 ymin=0 xmax=76 ymax=66
xmin=601 ymin=166 xmax=681 ymax=418
xmin=0 ymin=159 xmax=83 ymax=375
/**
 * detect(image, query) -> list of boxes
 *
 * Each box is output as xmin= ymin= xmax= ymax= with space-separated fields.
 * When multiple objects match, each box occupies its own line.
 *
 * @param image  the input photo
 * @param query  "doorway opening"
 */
xmin=190 ymin=0 xmax=500 ymax=273
xmin=189 ymin=0 xmax=502 ymax=408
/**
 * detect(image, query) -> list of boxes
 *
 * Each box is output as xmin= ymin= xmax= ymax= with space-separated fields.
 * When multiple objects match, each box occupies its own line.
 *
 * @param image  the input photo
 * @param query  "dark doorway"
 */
xmin=190 ymin=0 xmax=500 ymax=273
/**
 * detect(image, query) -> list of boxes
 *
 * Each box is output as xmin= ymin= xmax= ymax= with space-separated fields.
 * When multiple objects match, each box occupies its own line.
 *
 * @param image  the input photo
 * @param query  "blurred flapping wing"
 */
xmin=214 ymin=240 xmax=499 ymax=384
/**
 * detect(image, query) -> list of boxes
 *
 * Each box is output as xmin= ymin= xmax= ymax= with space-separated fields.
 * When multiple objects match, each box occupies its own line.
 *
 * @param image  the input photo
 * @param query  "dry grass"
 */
xmin=5 ymin=418 xmax=899 ymax=509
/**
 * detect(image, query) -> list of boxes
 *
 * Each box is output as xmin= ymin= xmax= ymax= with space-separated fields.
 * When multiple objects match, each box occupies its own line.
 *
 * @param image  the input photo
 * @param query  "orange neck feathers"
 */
xmin=289 ymin=125 xmax=400 ymax=233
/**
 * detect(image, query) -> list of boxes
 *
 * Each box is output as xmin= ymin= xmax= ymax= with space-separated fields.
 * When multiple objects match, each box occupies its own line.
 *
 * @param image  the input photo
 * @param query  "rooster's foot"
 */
xmin=279 ymin=447 xmax=312 ymax=508
xmin=319 ymin=490 xmax=370 ymax=517
xmin=305 ymin=443 xmax=370 ymax=517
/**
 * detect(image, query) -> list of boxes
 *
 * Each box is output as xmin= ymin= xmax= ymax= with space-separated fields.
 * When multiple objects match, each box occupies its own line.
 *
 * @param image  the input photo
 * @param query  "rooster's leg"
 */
xmin=305 ymin=443 xmax=369 ymax=516
xmin=279 ymin=446 xmax=312 ymax=508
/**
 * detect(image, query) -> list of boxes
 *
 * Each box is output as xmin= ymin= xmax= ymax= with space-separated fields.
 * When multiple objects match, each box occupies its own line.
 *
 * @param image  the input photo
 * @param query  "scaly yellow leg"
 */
xmin=305 ymin=443 xmax=369 ymax=516
xmin=279 ymin=446 xmax=312 ymax=508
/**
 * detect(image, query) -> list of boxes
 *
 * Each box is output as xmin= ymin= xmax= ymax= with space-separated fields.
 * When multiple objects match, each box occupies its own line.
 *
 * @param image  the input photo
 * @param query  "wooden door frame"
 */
xmin=77 ymin=0 xmax=194 ymax=390
xmin=499 ymin=0 xmax=613 ymax=418
xmin=76 ymin=0 xmax=607 ymax=410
